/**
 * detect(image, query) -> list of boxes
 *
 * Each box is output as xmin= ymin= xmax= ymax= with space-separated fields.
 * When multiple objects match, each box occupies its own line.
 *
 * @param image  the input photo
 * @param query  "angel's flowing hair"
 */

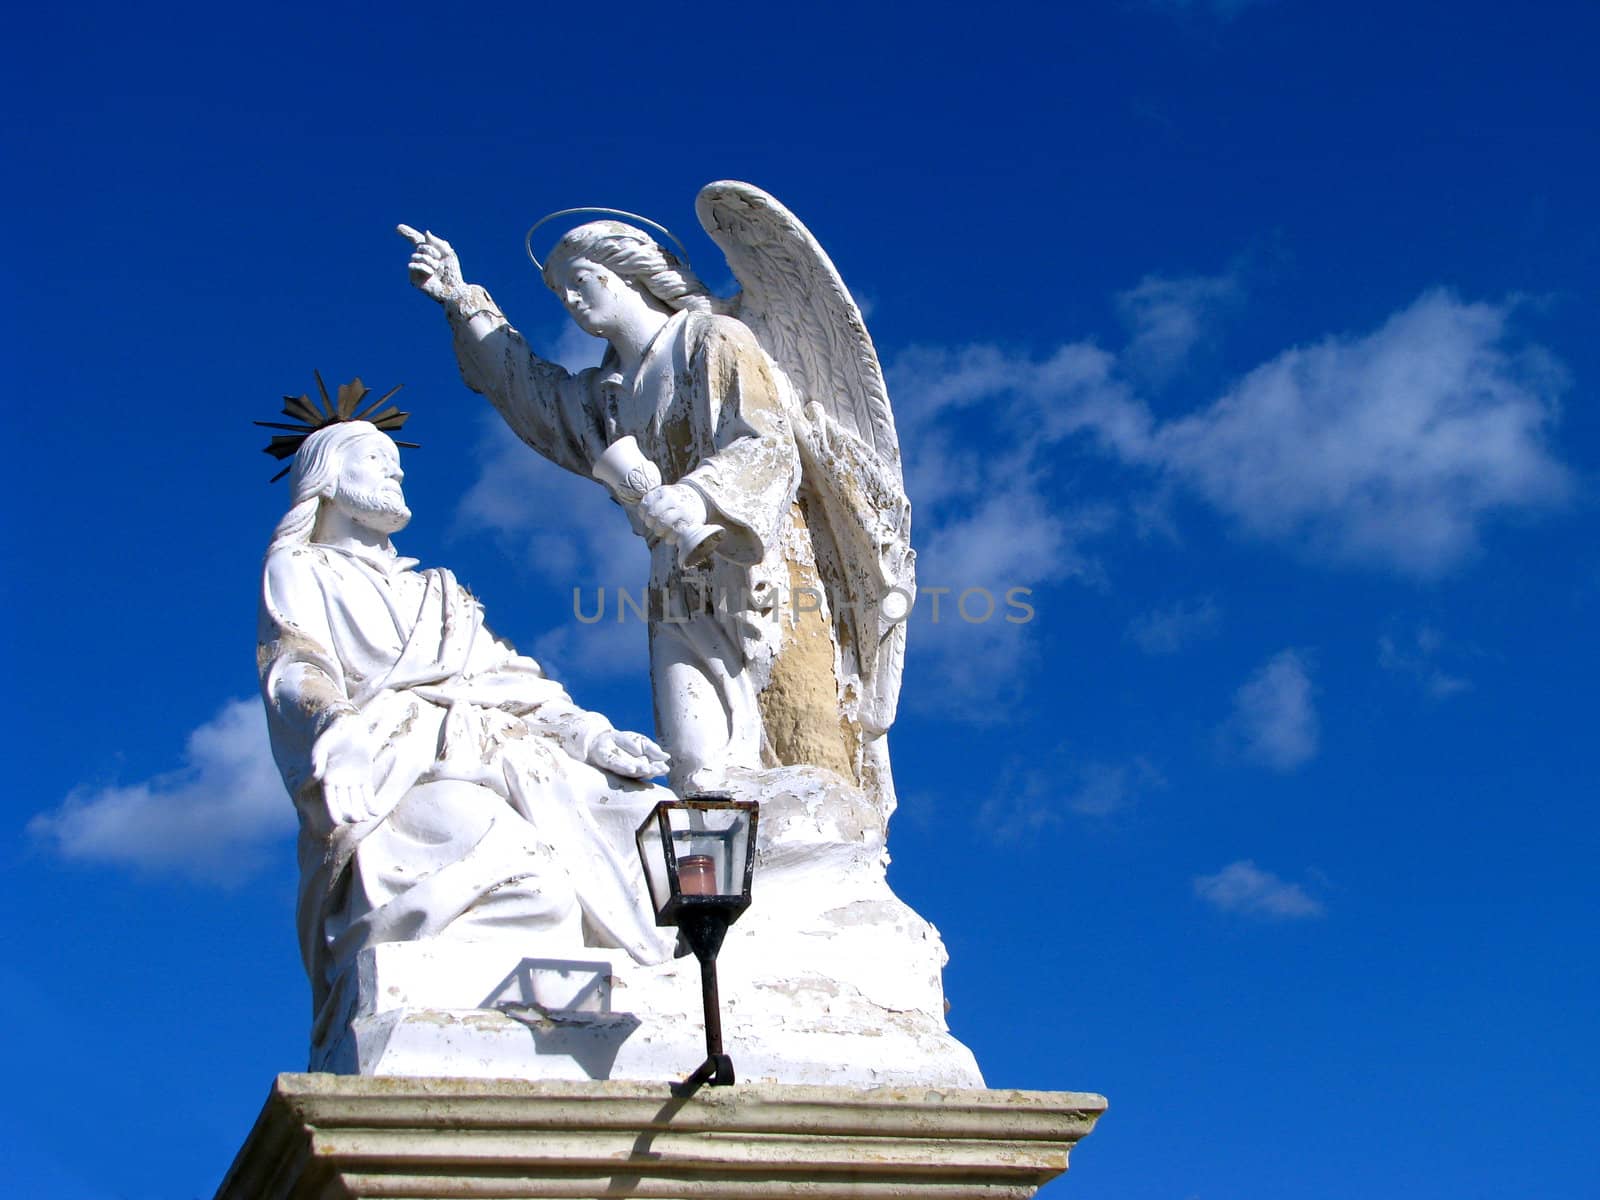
xmin=267 ymin=421 xmax=382 ymax=552
xmin=542 ymin=220 xmax=714 ymax=314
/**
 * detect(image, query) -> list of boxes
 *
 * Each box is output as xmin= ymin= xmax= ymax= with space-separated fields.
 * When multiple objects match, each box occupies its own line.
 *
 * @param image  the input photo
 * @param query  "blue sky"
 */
xmin=5 ymin=2 xmax=1597 ymax=1195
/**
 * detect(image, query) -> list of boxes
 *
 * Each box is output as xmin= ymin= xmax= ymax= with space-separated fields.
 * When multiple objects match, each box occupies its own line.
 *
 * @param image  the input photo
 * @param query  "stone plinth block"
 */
xmin=217 ymin=1074 xmax=1107 ymax=1199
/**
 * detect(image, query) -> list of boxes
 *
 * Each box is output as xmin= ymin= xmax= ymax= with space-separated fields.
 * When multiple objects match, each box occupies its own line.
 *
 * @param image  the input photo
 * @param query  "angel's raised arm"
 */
xmin=398 ymin=223 xmax=523 ymax=345
xmin=398 ymin=224 xmax=605 ymax=477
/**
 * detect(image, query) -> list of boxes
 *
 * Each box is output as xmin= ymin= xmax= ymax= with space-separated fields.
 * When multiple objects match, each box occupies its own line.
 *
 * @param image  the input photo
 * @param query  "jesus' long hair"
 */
xmin=266 ymin=421 xmax=383 ymax=553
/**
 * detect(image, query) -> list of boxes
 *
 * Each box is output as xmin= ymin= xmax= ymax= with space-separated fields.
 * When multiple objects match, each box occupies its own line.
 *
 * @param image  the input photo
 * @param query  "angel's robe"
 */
xmin=447 ymin=301 xmax=857 ymax=788
xmin=259 ymin=538 xmax=670 ymax=1043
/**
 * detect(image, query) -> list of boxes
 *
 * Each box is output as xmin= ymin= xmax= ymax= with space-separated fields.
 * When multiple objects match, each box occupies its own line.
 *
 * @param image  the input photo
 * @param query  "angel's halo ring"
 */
xmin=525 ymin=208 xmax=692 ymax=273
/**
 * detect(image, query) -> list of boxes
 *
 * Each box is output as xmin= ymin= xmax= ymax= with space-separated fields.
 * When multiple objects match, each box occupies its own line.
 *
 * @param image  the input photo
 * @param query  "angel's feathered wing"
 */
xmin=696 ymin=181 xmax=913 ymax=739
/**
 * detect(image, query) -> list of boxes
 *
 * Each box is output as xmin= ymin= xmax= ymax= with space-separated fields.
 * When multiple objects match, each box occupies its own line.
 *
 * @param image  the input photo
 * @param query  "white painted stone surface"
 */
xmin=402 ymin=183 xmax=915 ymax=813
xmin=258 ymin=422 xmax=982 ymax=1086
xmin=258 ymin=421 xmax=676 ymax=1063
xmin=262 ymin=183 xmax=991 ymax=1089
xmin=319 ymin=765 xmax=984 ymax=1088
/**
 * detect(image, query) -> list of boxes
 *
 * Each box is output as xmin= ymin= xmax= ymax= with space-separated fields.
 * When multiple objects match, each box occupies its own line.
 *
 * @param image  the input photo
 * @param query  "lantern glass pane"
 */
xmin=665 ymin=805 xmax=752 ymax=899
xmin=635 ymin=812 xmax=672 ymax=920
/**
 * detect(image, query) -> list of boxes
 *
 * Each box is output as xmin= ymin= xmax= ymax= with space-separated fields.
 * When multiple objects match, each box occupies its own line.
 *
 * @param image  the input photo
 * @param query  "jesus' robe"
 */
xmin=259 ymin=539 xmax=670 ymax=1045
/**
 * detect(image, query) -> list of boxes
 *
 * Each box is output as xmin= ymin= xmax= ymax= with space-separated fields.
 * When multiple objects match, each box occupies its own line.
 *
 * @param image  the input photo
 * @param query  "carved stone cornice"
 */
xmin=217 ymin=1073 xmax=1107 ymax=1199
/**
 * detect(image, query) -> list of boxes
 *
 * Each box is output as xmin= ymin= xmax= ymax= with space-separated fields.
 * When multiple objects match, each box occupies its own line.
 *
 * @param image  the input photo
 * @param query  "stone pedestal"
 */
xmin=216 ymin=1074 xmax=1107 ymax=1199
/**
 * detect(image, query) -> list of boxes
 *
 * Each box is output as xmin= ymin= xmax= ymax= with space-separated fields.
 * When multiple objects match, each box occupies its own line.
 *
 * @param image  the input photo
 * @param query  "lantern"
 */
xmin=635 ymin=795 xmax=759 ymax=1087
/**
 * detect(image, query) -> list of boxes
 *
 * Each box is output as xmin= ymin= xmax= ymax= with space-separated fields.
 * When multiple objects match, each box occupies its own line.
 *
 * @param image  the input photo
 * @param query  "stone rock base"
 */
xmin=216 ymin=1074 xmax=1107 ymax=1199
xmin=318 ymin=939 xmax=982 ymax=1088
xmin=312 ymin=765 xmax=985 ymax=1090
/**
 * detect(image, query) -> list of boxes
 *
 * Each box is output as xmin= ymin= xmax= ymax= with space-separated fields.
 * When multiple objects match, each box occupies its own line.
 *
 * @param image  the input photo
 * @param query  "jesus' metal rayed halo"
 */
xmin=254 ymin=370 xmax=418 ymax=482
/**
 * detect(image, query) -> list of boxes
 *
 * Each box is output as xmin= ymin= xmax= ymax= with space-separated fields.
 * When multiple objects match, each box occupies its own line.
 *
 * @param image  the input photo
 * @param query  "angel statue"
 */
xmin=400 ymin=183 xmax=913 ymax=814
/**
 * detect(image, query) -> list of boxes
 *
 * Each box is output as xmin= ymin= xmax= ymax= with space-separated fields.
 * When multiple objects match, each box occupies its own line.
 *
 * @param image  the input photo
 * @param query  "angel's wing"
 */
xmin=696 ymin=181 xmax=912 ymax=737
xmin=696 ymin=181 xmax=900 ymax=482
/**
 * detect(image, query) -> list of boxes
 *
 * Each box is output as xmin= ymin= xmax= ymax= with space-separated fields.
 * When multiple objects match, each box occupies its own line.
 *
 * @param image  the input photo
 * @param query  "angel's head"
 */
xmin=542 ymin=221 xmax=714 ymax=326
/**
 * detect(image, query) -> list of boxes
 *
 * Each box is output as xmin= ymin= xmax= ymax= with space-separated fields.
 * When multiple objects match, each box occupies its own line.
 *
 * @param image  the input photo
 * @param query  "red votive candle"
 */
xmin=677 ymin=854 xmax=717 ymax=896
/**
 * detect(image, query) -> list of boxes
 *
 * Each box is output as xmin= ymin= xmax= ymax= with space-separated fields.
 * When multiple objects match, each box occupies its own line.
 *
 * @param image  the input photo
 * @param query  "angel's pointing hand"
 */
xmin=397 ymin=224 xmax=465 ymax=305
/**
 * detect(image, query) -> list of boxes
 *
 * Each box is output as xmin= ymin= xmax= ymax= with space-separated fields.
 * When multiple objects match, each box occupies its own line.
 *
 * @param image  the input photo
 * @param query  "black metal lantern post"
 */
xmin=635 ymin=794 xmax=759 ymax=1087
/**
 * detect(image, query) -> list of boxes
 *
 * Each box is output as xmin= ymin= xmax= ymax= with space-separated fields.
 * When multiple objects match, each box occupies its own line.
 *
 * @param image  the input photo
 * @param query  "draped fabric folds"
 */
xmin=259 ymin=542 xmax=669 ymax=1036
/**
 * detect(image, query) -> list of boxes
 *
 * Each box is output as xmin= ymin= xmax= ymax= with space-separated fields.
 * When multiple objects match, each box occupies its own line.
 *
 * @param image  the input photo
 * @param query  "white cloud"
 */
xmin=1223 ymin=649 xmax=1319 ymax=771
xmin=1117 ymin=270 xmax=1240 ymax=384
xmin=1147 ymin=291 xmax=1571 ymax=576
xmin=897 ymin=416 xmax=992 ymax=515
xmin=1379 ymin=624 xmax=1471 ymax=698
xmin=1194 ymin=860 xmax=1326 ymax=920
xmin=29 ymin=698 xmax=289 ymax=885
xmin=896 ymin=289 xmax=1571 ymax=579
xmin=465 ymin=285 xmax=1571 ymax=729
xmin=1127 ymin=595 xmax=1222 ymax=654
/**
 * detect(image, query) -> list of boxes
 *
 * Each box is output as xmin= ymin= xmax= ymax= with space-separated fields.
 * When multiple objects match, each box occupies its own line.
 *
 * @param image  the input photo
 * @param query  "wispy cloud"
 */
xmin=1194 ymin=859 xmax=1326 ymax=919
xmin=532 ymin=615 xmax=648 ymax=685
xmin=906 ymin=468 xmax=1116 ymax=717
xmin=454 ymin=321 xmax=646 ymax=691
xmin=914 ymin=470 xmax=1107 ymax=591
xmin=891 ymin=346 xmax=1123 ymax=718
xmin=1379 ymin=624 xmax=1472 ymax=698
xmin=29 ymin=698 xmax=289 ymax=885
xmin=1127 ymin=595 xmax=1222 ymax=654
xmin=1222 ymin=649 xmax=1319 ymax=771
xmin=1116 ymin=270 xmax=1241 ymax=385
xmin=1065 ymin=757 xmax=1166 ymax=817
xmin=891 ymin=340 xmax=1136 ymax=451
xmin=979 ymin=756 xmax=1166 ymax=840
xmin=545 ymin=321 xmax=607 ymax=373
xmin=457 ymin=416 xmax=648 ymax=681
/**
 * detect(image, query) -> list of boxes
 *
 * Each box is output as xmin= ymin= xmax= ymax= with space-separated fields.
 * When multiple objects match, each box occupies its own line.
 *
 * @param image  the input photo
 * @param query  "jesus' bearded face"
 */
xmin=332 ymin=433 xmax=412 ymax=534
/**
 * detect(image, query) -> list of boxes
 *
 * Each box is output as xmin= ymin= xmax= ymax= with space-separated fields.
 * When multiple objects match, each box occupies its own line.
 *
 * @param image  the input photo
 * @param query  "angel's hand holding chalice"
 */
xmin=592 ymin=436 xmax=725 ymax=568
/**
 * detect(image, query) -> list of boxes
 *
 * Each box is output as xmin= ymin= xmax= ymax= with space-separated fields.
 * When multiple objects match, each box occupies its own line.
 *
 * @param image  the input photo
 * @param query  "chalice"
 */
xmin=593 ymin=436 xmax=725 ymax=569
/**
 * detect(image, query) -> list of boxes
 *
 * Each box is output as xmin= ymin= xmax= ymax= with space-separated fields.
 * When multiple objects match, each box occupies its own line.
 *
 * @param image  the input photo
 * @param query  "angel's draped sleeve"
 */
xmin=444 ymin=290 xmax=609 ymax=477
xmin=676 ymin=313 xmax=799 ymax=568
